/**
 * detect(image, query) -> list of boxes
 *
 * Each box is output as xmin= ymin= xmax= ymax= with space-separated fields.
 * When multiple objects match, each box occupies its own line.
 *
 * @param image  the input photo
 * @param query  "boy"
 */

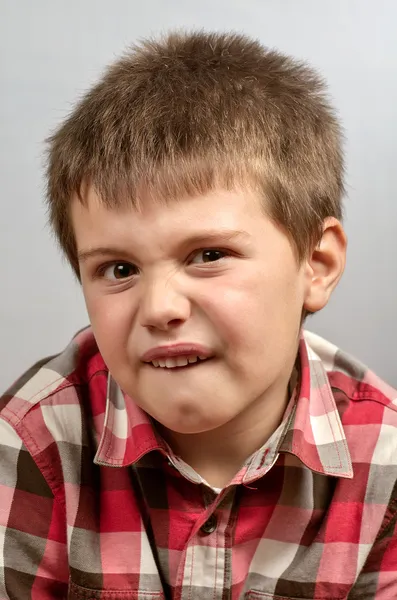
xmin=1 ymin=30 xmax=396 ymax=600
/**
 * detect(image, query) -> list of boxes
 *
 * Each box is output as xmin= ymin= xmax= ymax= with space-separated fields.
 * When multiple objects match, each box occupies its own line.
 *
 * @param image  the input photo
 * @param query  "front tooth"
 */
xmin=176 ymin=356 xmax=189 ymax=367
xmin=187 ymin=356 xmax=198 ymax=364
xmin=165 ymin=358 xmax=177 ymax=368
xmin=198 ymin=355 xmax=207 ymax=361
xmin=152 ymin=360 xmax=160 ymax=367
xmin=158 ymin=359 xmax=167 ymax=368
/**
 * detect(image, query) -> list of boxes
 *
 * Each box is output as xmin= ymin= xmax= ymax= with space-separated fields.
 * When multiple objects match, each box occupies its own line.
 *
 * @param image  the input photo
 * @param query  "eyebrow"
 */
xmin=77 ymin=229 xmax=250 ymax=263
xmin=77 ymin=246 xmax=136 ymax=264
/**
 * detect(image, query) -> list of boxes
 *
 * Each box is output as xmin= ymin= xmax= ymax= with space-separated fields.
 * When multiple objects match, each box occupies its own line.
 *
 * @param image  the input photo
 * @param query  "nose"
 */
xmin=139 ymin=275 xmax=191 ymax=331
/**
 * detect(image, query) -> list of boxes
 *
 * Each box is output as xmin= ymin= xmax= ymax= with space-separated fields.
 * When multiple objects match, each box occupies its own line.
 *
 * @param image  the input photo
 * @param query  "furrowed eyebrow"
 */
xmin=77 ymin=247 xmax=134 ymax=263
xmin=178 ymin=229 xmax=250 ymax=248
xmin=77 ymin=229 xmax=250 ymax=263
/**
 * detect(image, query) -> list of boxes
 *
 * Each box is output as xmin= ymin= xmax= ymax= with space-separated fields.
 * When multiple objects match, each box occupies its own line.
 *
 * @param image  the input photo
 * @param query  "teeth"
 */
xmin=176 ymin=356 xmax=189 ymax=367
xmin=150 ymin=355 xmax=208 ymax=368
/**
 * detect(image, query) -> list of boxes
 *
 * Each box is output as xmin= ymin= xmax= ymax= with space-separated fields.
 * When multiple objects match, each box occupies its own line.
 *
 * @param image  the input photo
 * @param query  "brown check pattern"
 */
xmin=1 ymin=327 xmax=397 ymax=599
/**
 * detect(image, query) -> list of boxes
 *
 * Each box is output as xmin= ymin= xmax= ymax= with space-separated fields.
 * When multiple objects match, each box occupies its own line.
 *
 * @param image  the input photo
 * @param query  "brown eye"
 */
xmin=102 ymin=262 xmax=138 ymax=281
xmin=191 ymin=249 xmax=227 ymax=264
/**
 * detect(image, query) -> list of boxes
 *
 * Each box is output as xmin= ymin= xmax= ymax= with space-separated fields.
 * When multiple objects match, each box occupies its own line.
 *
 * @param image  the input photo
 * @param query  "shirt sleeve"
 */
xmin=0 ymin=417 xmax=69 ymax=599
xmin=349 ymin=506 xmax=397 ymax=599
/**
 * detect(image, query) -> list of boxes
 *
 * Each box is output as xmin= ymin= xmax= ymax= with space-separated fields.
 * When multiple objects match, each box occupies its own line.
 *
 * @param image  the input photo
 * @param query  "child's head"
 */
xmin=45 ymin=31 xmax=347 ymax=435
xmin=47 ymin=30 xmax=344 ymax=276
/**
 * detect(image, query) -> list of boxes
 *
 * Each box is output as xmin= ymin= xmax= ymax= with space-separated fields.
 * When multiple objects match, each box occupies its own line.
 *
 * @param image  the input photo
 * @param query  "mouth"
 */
xmin=141 ymin=343 xmax=214 ymax=370
xmin=147 ymin=355 xmax=212 ymax=370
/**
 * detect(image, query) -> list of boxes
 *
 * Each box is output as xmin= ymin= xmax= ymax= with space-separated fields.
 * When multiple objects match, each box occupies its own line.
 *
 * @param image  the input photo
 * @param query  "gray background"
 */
xmin=0 ymin=0 xmax=396 ymax=388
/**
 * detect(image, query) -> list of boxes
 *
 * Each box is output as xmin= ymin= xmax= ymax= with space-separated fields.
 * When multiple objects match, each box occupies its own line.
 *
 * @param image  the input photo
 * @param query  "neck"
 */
xmin=158 ymin=376 xmax=292 ymax=489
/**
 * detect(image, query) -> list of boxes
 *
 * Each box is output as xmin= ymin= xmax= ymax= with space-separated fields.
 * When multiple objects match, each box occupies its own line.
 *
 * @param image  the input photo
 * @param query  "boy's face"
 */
xmin=72 ymin=187 xmax=326 ymax=434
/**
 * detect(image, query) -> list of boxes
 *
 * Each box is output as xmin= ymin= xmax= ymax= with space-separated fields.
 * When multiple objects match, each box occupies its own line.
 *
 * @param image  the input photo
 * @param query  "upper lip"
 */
xmin=141 ymin=343 xmax=213 ymax=363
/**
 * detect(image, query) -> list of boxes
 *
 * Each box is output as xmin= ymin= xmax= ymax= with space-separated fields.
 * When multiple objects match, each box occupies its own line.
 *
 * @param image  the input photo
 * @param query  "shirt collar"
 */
xmin=277 ymin=333 xmax=353 ymax=479
xmin=94 ymin=375 xmax=168 ymax=467
xmin=94 ymin=332 xmax=353 ymax=479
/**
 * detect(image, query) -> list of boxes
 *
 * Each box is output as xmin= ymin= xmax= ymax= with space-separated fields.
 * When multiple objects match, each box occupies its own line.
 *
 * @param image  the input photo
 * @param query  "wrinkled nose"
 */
xmin=139 ymin=277 xmax=191 ymax=331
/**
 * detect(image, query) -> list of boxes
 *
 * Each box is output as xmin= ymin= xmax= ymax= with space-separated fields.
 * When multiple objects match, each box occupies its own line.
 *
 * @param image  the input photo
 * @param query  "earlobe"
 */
xmin=303 ymin=218 xmax=347 ymax=313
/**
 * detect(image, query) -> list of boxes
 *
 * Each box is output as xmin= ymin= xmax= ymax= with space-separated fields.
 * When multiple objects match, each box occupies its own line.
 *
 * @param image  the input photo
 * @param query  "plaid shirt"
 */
xmin=1 ymin=328 xmax=397 ymax=600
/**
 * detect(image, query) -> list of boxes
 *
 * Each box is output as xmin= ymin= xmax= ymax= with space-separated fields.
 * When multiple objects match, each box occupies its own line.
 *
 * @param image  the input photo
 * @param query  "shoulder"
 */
xmin=304 ymin=329 xmax=397 ymax=467
xmin=304 ymin=329 xmax=397 ymax=408
xmin=0 ymin=327 xmax=108 ymax=463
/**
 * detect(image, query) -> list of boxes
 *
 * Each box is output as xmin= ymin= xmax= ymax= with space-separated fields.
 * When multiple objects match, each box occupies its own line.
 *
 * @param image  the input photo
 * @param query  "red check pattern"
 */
xmin=1 ymin=328 xmax=397 ymax=599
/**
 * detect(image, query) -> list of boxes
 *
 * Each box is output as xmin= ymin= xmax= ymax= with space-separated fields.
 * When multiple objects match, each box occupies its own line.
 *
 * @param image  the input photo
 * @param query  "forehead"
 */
xmin=71 ymin=185 xmax=267 ymax=246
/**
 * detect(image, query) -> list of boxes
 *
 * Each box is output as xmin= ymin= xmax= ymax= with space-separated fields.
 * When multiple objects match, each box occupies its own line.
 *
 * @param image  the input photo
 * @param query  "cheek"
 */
xmin=202 ymin=270 xmax=303 ymax=358
xmin=83 ymin=289 xmax=135 ymax=354
xmin=208 ymin=268 xmax=298 ymax=324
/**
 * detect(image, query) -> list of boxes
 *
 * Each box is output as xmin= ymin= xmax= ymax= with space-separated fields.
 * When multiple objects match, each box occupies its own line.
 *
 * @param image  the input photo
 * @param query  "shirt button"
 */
xmin=200 ymin=514 xmax=217 ymax=535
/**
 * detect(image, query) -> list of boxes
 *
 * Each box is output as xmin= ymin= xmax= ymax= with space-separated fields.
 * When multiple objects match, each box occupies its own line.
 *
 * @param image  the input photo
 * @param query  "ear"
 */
xmin=303 ymin=217 xmax=347 ymax=313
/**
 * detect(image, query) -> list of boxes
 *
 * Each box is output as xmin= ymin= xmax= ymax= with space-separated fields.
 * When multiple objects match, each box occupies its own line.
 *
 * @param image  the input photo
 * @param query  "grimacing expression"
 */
xmin=72 ymin=187 xmax=340 ymax=434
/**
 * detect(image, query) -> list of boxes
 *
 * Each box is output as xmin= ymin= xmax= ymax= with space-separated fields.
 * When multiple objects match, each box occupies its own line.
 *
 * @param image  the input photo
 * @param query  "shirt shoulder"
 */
xmin=304 ymin=329 xmax=397 ymax=408
xmin=0 ymin=327 xmax=108 ymax=466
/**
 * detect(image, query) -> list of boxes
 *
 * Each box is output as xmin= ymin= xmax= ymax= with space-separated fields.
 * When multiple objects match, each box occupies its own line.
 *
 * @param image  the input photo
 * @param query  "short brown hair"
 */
xmin=46 ymin=30 xmax=344 ymax=276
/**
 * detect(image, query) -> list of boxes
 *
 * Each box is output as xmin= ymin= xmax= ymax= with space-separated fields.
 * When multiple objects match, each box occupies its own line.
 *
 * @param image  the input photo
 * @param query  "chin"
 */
xmin=156 ymin=409 xmax=233 ymax=436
